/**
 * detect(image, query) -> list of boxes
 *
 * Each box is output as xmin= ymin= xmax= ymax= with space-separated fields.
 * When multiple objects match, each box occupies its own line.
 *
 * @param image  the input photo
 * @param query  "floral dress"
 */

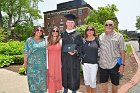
xmin=24 ymin=37 xmax=47 ymax=93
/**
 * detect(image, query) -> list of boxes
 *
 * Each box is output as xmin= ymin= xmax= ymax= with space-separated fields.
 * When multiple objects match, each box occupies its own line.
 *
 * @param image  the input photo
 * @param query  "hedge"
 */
xmin=0 ymin=40 xmax=24 ymax=67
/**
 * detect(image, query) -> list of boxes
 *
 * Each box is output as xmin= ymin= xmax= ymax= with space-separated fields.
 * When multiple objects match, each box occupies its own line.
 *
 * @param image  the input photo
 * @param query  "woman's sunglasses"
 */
xmin=86 ymin=29 xmax=94 ymax=31
xmin=36 ymin=29 xmax=43 ymax=32
xmin=52 ymin=30 xmax=59 ymax=32
xmin=105 ymin=24 xmax=113 ymax=27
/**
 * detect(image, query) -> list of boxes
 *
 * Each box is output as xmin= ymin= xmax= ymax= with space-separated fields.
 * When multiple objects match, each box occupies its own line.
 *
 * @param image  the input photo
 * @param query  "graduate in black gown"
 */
xmin=61 ymin=14 xmax=83 ymax=93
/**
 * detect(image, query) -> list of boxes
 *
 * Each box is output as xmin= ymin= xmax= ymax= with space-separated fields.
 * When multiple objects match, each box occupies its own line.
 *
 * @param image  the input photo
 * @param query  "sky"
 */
xmin=37 ymin=0 xmax=140 ymax=31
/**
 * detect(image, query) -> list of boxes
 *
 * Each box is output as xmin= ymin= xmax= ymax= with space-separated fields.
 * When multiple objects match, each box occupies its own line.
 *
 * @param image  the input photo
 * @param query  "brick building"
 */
xmin=43 ymin=0 xmax=93 ymax=32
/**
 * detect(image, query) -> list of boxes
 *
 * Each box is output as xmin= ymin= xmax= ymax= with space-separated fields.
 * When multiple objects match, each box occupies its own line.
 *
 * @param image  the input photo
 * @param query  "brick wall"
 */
xmin=44 ymin=7 xmax=91 ymax=32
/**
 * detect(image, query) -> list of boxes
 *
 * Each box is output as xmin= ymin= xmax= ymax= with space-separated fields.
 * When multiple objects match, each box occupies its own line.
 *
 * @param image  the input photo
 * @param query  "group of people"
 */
xmin=23 ymin=13 xmax=125 ymax=93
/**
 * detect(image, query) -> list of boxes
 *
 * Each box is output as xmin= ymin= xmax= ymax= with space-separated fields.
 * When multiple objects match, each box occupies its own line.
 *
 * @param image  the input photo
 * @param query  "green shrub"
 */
xmin=0 ymin=55 xmax=23 ymax=67
xmin=118 ymin=30 xmax=129 ymax=41
xmin=18 ymin=65 xmax=26 ymax=75
xmin=13 ymin=55 xmax=24 ymax=64
xmin=0 ymin=55 xmax=14 ymax=67
xmin=126 ymin=44 xmax=132 ymax=55
xmin=0 ymin=40 xmax=24 ymax=55
xmin=0 ymin=40 xmax=24 ymax=67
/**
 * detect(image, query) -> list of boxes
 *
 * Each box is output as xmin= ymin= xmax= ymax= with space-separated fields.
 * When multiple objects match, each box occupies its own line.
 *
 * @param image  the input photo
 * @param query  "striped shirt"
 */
xmin=99 ymin=32 xmax=126 ymax=69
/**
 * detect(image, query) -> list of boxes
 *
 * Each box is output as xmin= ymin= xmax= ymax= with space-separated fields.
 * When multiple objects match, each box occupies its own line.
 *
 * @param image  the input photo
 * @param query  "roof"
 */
xmin=43 ymin=4 xmax=93 ymax=14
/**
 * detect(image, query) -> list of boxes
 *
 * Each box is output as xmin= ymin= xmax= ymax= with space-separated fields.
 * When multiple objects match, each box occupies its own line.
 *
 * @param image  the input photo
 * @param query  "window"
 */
xmin=47 ymin=23 xmax=51 ymax=32
xmin=60 ymin=21 xmax=64 ymax=27
xmin=60 ymin=19 xmax=64 ymax=31
xmin=60 ymin=27 xmax=64 ymax=31
xmin=47 ymin=14 xmax=51 ymax=19
xmin=78 ymin=20 xmax=82 ymax=26
xmin=52 ymin=20 xmax=55 ymax=27
xmin=60 ymin=19 xmax=64 ymax=27
xmin=78 ymin=9 xmax=82 ymax=15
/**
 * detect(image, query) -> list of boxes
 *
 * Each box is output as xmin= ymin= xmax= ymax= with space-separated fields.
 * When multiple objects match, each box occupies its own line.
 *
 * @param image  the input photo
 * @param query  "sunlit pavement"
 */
xmin=126 ymin=41 xmax=140 ymax=93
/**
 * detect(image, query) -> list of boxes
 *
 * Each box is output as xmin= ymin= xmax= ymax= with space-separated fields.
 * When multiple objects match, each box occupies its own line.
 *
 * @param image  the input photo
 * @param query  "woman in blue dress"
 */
xmin=23 ymin=26 xmax=47 ymax=93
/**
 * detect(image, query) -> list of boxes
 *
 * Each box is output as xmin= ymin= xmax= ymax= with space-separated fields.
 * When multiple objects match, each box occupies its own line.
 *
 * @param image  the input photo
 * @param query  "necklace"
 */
xmin=86 ymin=36 xmax=95 ymax=46
xmin=88 ymin=43 xmax=91 ymax=46
xmin=86 ymin=36 xmax=95 ymax=41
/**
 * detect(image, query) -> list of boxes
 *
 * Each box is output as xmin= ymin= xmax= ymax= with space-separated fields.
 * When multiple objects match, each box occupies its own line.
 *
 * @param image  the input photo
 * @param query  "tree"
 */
xmin=76 ymin=23 xmax=104 ymax=36
xmin=0 ymin=27 xmax=7 ymax=42
xmin=0 ymin=0 xmax=43 ymax=41
xmin=0 ymin=0 xmax=4 ymax=27
xmin=0 ymin=0 xmax=43 ymax=29
xmin=12 ymin=21 xmax=34 ymax=41
xmin=0 ymin=11 xmax=2 ymax=27
xmin=136 ymin=16 xmax=140 ymax=30
xmin=85 ymin=4 xmax=118 ymax=29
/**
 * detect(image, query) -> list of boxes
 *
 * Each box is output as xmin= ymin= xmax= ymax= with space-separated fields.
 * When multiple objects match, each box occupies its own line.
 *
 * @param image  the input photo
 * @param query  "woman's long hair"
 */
xmin=47 ymin=26 xmax=60 ymax=46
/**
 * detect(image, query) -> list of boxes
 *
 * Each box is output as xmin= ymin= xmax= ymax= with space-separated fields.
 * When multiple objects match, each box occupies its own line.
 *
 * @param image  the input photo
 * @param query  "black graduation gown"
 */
xmin=61 ymin=31 xmax=83 ymax=91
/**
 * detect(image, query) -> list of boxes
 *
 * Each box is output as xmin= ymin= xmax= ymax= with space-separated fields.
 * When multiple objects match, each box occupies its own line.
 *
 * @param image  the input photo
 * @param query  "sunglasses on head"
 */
xmin=105 ymin=24 xmax=113 ymax=27
xmin=86 ymin=29 xmax=94 ymax=31
xmin=36 ymin=29 xmax=43 ymax=32
xmin=52 ymin=30 xmax=59 ymax=32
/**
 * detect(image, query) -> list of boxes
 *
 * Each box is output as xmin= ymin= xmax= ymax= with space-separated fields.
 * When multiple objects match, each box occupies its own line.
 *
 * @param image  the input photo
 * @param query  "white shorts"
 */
xmin=82 ymin=63 xmax=98 ymax=88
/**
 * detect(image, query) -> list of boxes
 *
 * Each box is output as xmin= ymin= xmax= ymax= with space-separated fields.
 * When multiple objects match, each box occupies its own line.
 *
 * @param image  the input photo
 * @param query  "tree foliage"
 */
xmin=85 ymin=4 xmax=118 ymax=25
xmin=12 ymin=21 xmax=34 ymax=41
xmin=0 ymin=0 xmax=43 ymax=29
xmin=136 ymin=16 xmax=140 ymax=30
xmin=0 ymin=0 xmax=43 ymax=41
xmin=76 ymin=23 xmax=104 ymax=36
xmin=0 ymin=27 xmax=7 ymax=42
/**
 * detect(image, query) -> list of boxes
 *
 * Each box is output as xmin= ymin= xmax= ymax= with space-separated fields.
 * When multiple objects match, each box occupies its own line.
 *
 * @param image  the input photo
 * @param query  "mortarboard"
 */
xmin=64 ymin=13 xmax=77 ymax=21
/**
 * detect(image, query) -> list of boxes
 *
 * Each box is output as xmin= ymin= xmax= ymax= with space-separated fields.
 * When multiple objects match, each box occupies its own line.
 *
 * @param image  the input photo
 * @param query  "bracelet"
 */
xmin=121 ymin=64 xmax=125 ymax=66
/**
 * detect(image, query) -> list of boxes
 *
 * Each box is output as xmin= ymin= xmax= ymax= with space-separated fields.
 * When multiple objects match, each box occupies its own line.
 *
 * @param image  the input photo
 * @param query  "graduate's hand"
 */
xmin=68 ymin=52 xmax=76 ymax=55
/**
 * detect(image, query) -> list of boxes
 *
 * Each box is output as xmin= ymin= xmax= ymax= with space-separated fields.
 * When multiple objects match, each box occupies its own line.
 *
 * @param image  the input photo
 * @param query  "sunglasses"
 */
xmin=86 ymin=29 xmax=94 ymax=31
xmin=105 ymin=24 xmax=113 ymax=27
xmin=52 ymin=30 xmax=59 ymax=32
xmin=36 ymin=29 xmax=43 ymax=32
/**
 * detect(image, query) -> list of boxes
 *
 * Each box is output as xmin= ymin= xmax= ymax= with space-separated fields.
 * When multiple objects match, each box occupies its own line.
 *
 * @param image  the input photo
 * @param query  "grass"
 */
xmin=126 ymin=44 xmax=132 ymax=55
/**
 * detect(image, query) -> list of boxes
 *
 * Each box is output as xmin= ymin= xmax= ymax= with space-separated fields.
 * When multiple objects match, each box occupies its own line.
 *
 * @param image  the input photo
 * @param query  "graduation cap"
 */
xmin=64 ymin=13 xmax=77 ymax=21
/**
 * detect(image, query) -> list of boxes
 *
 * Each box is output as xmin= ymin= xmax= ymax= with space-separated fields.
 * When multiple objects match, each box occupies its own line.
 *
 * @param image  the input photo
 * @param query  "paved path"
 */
xmin=126 ymin=41 xmax=140 ymax=93
xmin=127 ymin=81 xmax=140 ymax=93
xmin=0 ymin=69 xmax=29 ymax=93
xmin=117 ymin=41 xmax=140 ymax=93
xmin=0 ymin=69 xmax=83 ymax=93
